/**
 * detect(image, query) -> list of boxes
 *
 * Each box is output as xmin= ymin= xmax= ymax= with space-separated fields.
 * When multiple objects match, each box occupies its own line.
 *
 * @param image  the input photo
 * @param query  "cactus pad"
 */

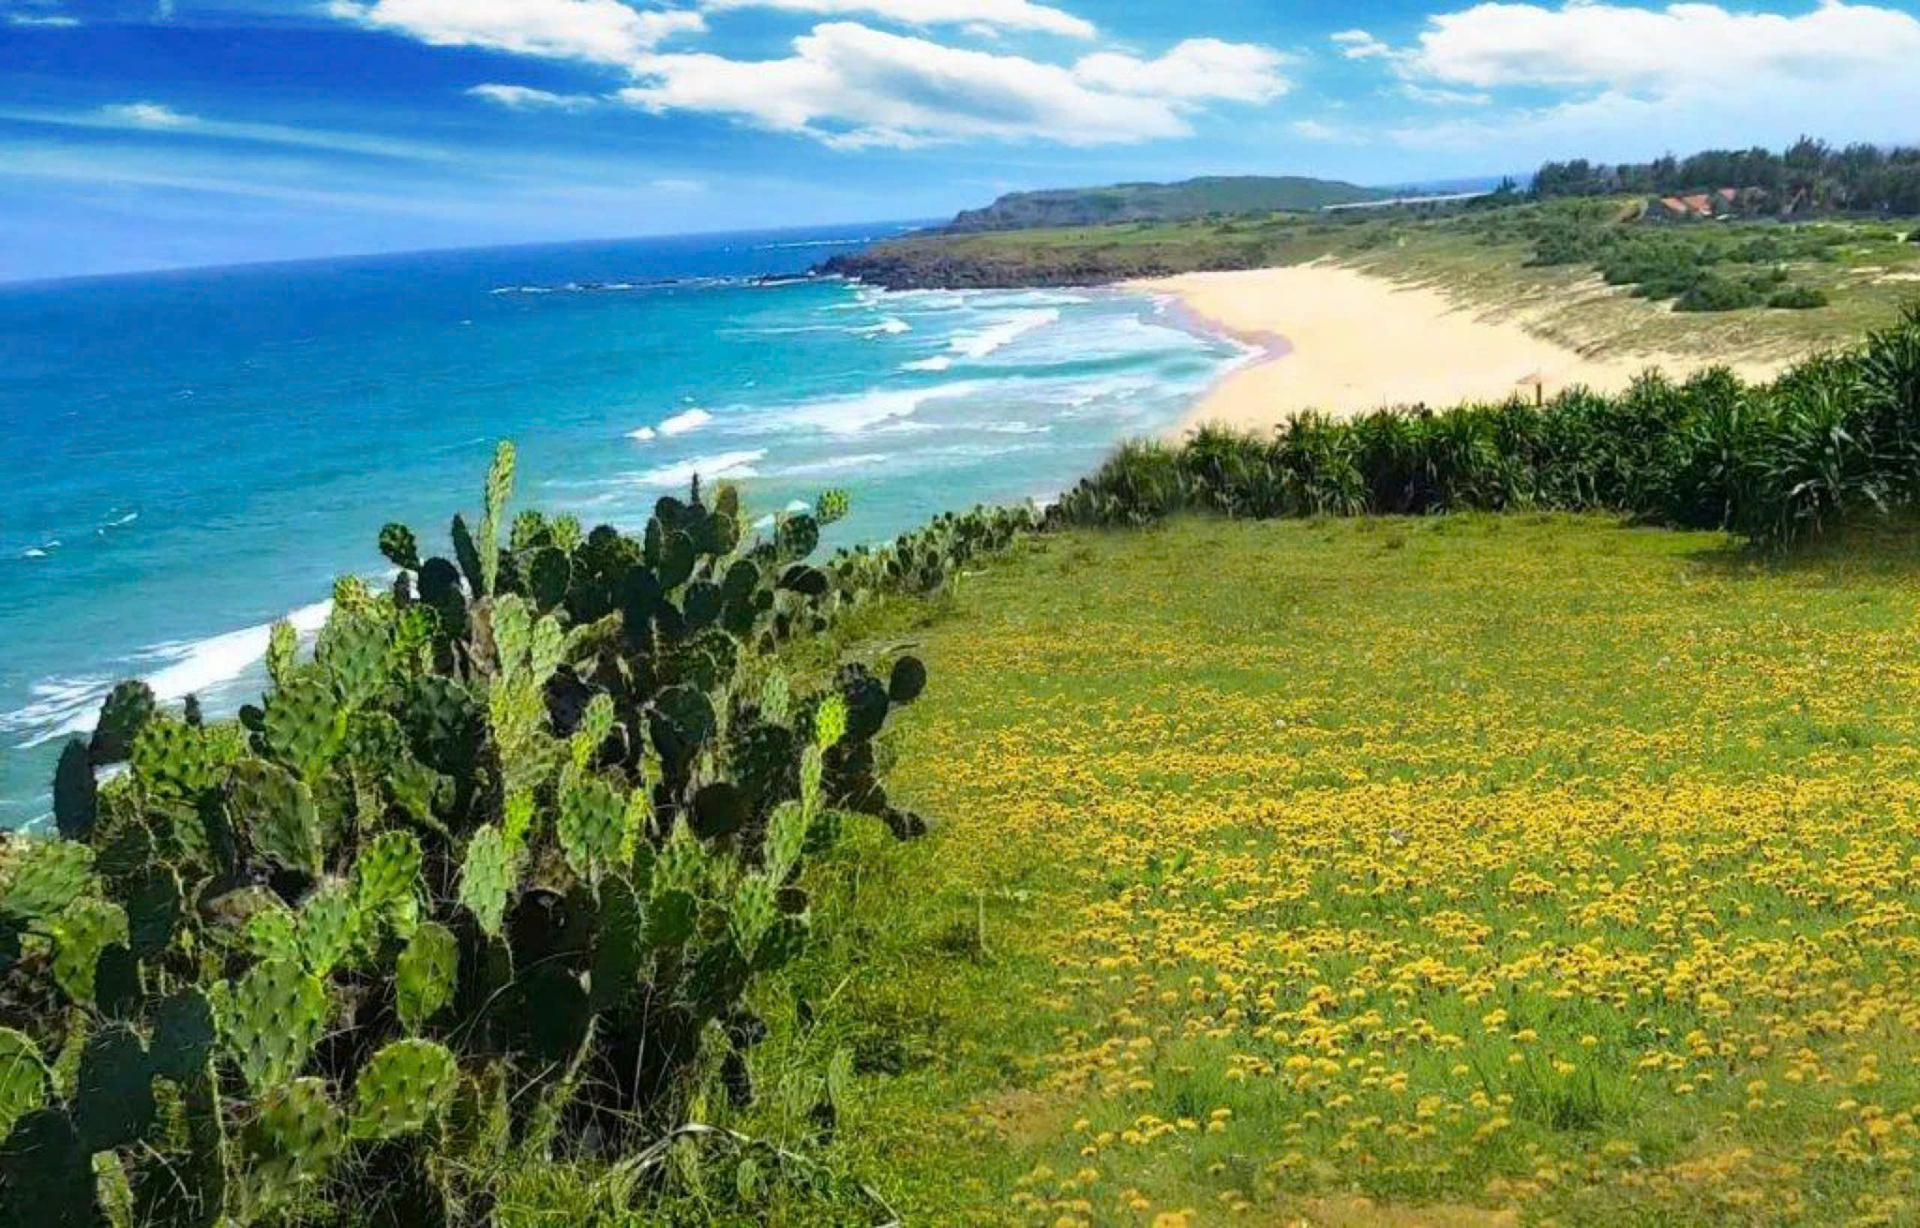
xmin=0 ymin=1028 xmax=46 ymax=1143
xmin=297 ymin=878 xmax=370 ymax=975
xmin=815 ymin=488 xmax=850 ymax=526
xmin=399 ymin=674 xmax=484 ymax=777
xmin=245 ymin=1076 xmax=344 ymax=1203
xmin=528 ymin=546 xmax=570 ymax=609
xmin=353 ymin=830 xmax=423 ymax=915
xmin=49 ymin=898 xmax=129 ymax=1005
xmin=888 ymin=655 xmax=927 ymax=705
xmin=378 ymin=522 xmax=421 ymax=571
xmin=89 ymin=679 xmax=156 ymax=766
xmin=315 ymin=613 xmax=394 ymax=708
xmin=571 ymin=693 xmax=615 ymax=771
xmin=395 ymin=922 xmax=456 ymax=1033
xmin=0 ymin=838 xmax=94 ymax=923
xmin=227 ymin=759 xmax=322 ymax=878
xmin=776 ymin=513 xmax=820 ymax=560
xmin=224 ymin=958 xmax=328 ymax=1091
xmin=53 ymin=741 xmax=97 ymax=842
xmin=73 ymin=1024 xmax=155 ymax=1152
xmin=242 ymin=905 xmax=302 ymax=963
xmin=0 ymin=1109 xmax=96 ymax=1228
xmin=266 ymin=620 xmax=300 ymax=690
xmin=557 ymin=773 xmax=625 ymax=880
xmin=261 ymin=673 xmax=343 ymax=780
xmin=131 ymin=717 xmax=221 ymax=803
xmin=349 ymin=1039 xmax=458 ymax=1140
xmin=812 ymin=694 xmax=848 ymax=750
xmin=123 ymin=866 xmax=181 ymax=960
xmin=149 ymin=989 xmax=216 ymax=1084
xmin=458 ymin=826 xmax=512 ymax=938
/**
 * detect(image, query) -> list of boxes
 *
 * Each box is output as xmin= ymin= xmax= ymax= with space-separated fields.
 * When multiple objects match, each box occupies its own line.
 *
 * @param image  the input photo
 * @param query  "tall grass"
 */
xmin=1056 ymin=306 xmax=1920 ymax=546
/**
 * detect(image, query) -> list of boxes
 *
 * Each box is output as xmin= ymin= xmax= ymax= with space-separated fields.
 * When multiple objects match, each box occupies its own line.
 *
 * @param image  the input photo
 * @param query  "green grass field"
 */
xmin=585 ymin=513 xmax=1920 ymax=1226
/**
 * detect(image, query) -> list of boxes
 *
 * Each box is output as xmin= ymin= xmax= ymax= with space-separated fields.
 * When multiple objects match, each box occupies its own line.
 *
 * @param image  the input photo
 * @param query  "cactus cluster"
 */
xmin=0 ymin=444 xmax=1008 ymax=1227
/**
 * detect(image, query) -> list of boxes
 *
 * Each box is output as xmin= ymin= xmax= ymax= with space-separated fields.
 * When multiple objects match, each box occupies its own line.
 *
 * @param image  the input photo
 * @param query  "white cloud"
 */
xmin=1290 ymin=119 xmax=1342 ymax=141
xmin=1394 ymin=1 xmax=1920 ymax=91
xmin=649 ymin=176 xmax=708 ymax=191
xmin=7 ymin=12 xmax=79 ymax=24
xmin=328 ymin=2 xmax=1285 ymax=151
xmin=1073 ymin=38 xmax=1290 ymax=104
xmin=703 ymin=0 xmax=1095 ymax=38
xmin=1374 ymin=2 xmax=1920 ymax=161
xmin=1399 ymin=82 xmax=1490 ymax=106
xmin=100 ymin=102 xmax=196 ymax=128
xmin=468 ymin=83 xmax=600 ymax=109
xmin=1330 ymin=28 xmax=1393 ymax=59
xmin=620 ymin=23 xmax=1288 ymax=147
xmin=328 ymin=0 xmax=705 ymax=66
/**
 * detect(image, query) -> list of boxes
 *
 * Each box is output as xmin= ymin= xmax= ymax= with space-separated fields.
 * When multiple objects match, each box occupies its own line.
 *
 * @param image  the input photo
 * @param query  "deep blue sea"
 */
xmin=0 ymin=222 xmax=1245 ymax=826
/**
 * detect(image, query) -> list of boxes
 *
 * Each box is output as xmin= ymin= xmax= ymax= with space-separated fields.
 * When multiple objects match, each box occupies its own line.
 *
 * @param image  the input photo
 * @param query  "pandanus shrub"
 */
xmin=0 ymin=445 xmax=942 ymax=1227
xmin=1053 ymin=304 xmax=1920 ymax=548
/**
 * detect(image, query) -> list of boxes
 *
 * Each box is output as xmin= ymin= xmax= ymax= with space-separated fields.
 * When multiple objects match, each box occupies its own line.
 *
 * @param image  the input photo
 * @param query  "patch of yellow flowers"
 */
xmin=886 ymin=518 xmax=1920 ymax=1225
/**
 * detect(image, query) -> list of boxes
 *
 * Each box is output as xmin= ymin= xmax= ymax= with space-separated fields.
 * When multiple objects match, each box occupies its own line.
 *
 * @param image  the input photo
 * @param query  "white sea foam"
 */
xmin=747 ymin=382 xmax=981 ymax=436
xmin=768 ymin=453 xmax=891 ymax=478
xmin=784 ymin=499 xmax=811 ymax=513
xmin=900 ymin=356 xmax=953 ymax=372
xmin=658 ymin=408 xmax=712 ymax=437
xmin=751 ymin=237 xmax=872 ymax=250
xmin=854 ymin=317 xmax=911 ymax=337
xmin=981 ymin=421 xmax=1051 ymax=434
xmin=627 ymin=426 xmax=657 ymax=441
xmin=631 ymin=450 xmax=765 ymax=488
xmin=2 ymin=598 xmax=334 ymax=750
xmin=953 ymin=309 xmax=1057 ymax=360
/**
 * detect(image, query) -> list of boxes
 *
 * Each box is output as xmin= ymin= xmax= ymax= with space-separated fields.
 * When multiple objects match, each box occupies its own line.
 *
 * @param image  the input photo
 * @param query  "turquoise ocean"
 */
xmin=0 ymin=222 xmax=1247 ymax=827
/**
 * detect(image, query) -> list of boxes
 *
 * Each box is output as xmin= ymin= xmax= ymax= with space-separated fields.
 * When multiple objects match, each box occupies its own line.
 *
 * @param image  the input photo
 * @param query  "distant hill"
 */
xmin=941 ymin=175 xmax=1385 ymax=233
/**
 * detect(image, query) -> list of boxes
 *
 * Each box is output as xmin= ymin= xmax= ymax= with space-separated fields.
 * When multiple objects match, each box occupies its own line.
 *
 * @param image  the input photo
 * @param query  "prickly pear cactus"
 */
xmin=244 ymin=1076 xmax=344 ymax=1207
xmin=72 ymin=1023 xmax=155 ymax=1152
xmin=90 ymin=679 xmax=156 ymax=765
xmin=6 ymin=442 xmax=977 ymax=1225
xmin=227 ymin=758 xmax=322 ymax=878
xmin=47 ymin=898 xmax=128 ymax=1005
xmin=261 ymin=673 xmax=343 ymax=780
xmin=296 ymin=878 xmax=371 ymax=976
xmin=395 ymin=922 xmax=456 ymax=1033
xmin=0 ymin=1028 xmax=47 ymax=1142
xmin=557 ymin=771 xmax=625 ymax=881
xmin=457 ymin=825 xmax=512 ymax=938
xmin=0 ymin=838 xmax=94 ymax=922
xmin=224 ymin=958 xmax=328 ymax=1092
xmin=349 ymin=1039 xmax=457 ymax=1140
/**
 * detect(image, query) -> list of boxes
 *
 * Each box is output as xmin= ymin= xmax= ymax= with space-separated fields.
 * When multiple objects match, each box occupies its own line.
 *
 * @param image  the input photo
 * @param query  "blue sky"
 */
xmin=4 ymin=0 xmax=1919 ymax=280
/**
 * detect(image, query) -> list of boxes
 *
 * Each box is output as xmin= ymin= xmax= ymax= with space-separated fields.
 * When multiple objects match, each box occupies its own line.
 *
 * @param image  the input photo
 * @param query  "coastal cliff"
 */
xmin=815 ymin=231 xmax=1275 ymax=290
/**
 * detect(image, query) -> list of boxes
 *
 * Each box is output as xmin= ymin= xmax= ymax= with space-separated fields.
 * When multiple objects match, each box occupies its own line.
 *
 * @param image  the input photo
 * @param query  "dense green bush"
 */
xmin=1768 ymin=285 xmax=1832 ymax=310
xmin=0 ymin=448 xmax=1035 ymax=1226
xmin=1517 ymin=204 xmax=1843 ymax=311
xmin=1055 ymin=306 xmax=1920 ymax=546
xmin=1674 ymin=273 xmax=1763 ymax=312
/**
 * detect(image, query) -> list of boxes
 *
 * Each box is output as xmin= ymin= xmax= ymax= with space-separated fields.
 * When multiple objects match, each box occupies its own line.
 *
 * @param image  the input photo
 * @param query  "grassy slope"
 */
xmin=748 ymin=515 xmax=1920 ymax=1226
xmin=852 ymin=207 xmax=1920 ymax=365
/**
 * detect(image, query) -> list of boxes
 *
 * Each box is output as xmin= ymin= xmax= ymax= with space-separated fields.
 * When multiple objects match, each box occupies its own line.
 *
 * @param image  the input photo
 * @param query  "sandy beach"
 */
xmin=1136 ymin=263 xmax=1793 ymax=436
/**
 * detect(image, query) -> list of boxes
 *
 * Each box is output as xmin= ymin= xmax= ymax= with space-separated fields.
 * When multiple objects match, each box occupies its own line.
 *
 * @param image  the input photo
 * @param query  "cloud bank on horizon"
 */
xmin=1 ymin=0 xmax=1917 ymax=279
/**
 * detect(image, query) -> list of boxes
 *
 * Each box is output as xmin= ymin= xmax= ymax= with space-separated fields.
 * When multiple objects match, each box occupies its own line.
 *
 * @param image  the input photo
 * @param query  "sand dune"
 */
xmin=1134 ymin=263 xmax=1793 ymax=436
